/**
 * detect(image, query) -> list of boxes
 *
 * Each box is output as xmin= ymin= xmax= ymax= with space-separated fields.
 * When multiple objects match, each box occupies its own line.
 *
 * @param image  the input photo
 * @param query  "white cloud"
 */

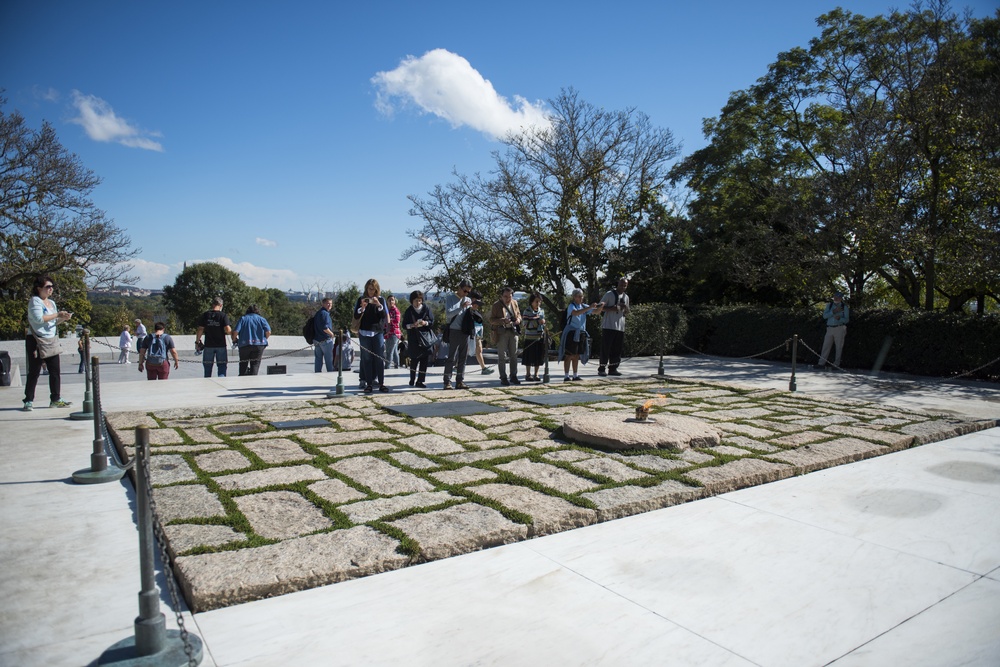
xmin=129 ymin=258 xmax=176 ymax=288
xmin=372 ymin=48 xmax=551 ymax=140
xmin=198 ymin=257 xmax=299 ymax=291
xmin=69 ymin=91 xmax=164 ymax=151
xmin=255 ymin=237 xmax=278 ymax=248
xmin=34 ymin=86 xmax=60 ymax=102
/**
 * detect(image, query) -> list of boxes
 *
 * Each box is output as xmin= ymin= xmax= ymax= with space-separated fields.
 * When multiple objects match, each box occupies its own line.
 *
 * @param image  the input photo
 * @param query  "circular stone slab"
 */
xmin=563 ymin=412 xmax=721 ymax=451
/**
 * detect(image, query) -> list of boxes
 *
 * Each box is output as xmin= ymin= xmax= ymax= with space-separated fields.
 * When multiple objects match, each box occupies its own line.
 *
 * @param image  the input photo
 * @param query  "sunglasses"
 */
xmin=43 ymin=284 xmax=54 ymax=289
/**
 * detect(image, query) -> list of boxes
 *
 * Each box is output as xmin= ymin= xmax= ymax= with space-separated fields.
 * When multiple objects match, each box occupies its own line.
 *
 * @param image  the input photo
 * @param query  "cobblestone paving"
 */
xmin=104 ymin=376 xmax=997 ymax=612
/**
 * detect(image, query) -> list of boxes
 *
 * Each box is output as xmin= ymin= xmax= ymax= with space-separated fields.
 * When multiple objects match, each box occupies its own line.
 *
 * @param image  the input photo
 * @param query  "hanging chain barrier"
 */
xmin=136 ymin=426 xmax=202 ymax=665
xmin=88 ymin=327 xmax=999 ymax=386
xmin=676 ymin=334 xmax=999 ymax=389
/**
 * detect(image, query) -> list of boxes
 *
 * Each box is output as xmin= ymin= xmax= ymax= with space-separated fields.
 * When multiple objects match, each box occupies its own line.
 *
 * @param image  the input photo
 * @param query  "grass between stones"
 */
xmin=104 ymin=376 xmax=997 ymax=612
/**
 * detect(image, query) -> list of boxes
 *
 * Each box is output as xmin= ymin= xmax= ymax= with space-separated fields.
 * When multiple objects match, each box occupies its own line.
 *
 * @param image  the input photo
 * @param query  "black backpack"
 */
xmin=303 ymin=314 xmax=316 ymax=345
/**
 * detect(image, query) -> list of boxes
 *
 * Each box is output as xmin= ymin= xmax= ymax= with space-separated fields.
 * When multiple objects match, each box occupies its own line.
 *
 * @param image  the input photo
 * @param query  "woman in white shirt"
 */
xmin=24 ymin=275 xmax=73 ymax=411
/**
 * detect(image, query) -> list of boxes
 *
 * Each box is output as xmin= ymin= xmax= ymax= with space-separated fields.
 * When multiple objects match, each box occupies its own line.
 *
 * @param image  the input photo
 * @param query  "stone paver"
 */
xmin=194 ymin=449 xmax=252 ymax=473
xmin=340 ymin=491 xmax=457 ymax=523
xmin=387 ymin=503 xmax=528 ymax=560
xmin=685 ymin=458 xmax=794 ymax=493
xmin=164 ymin=524 xmax=245 ymax=555
xmin=308 ymin=477 xmax=368 ymax=504
xmin=472 ymin=483 xmax=598 ymax=535
xmin=581 ymin=481 xmax=704 ymax=521
xmin=331 ymin=456 xmax=435 ymax=495
xmin=399 ymin=433 xmax=466 ymax=455
xmin=234 ymin=490 xmax=334 ymax=539
xmin=496 ymin=459 xmax=600 ymax=494
xmin=569 ymin=457 xmax=652 ymax=482
xmin=388 ymin=451 xmax=440 ymax=470
xmin=153 ymin=484 xmax=226 ymax=522
xmin=149 ymin=454 xmax=198 ymax=484
xmin=768 ymin=437 xmax=891 ymax=472
xmin=241 ymin=437 xmax=312 ymax=463
xmin=214 ymin=464 xmax=328 ymax=491
xmin=175 ymin=527 xmax=408 ymax=611
xmin=429 ymin=467 xmax=498 ymax=486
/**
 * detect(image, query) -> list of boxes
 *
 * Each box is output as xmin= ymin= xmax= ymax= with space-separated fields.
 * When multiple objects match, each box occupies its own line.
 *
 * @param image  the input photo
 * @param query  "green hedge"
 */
xmin=609 ymin=304 xmax=999 ymax=381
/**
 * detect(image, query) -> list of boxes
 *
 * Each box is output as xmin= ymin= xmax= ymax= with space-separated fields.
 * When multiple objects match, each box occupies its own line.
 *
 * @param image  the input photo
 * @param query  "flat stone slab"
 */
xmin=685 ymin=458 xmax=794 ymax=493
xmin=215 ymin=422 xmax=268 ymax=435
xmin=495 ymin=459 xmax=600 ymax=494
xmin=164 ymin=524 xmax=245 ymax=555
xmin=768 ymin=437 xmax=890 ymax=473
xmin=213 ymin=464 xmax=328 ymax=491
xmin=472 ymin=484 xmax=598 ymax=535
xmin=270 ymin=418 xmax=332 ymax=430
xmin=581 ymin=480 xmax=704 ymax=521
xmin=386 ymin=400 xmax=507 ymax=418
xmin=175 ymin=527 xmax=408 ymax=611
xmin=517 ymin=392 xmax=617 ymax=406
xmin=153 ymin=485 xmax=226 ymax=522
xmin=234 ymin=490 xmax=333 ymax=540
xmin=563 ymin=413 xmax=721 ymax=451
xmin=387 ymin=503 xmax=528 ymax=560
xmin=340 ymin=491 xmax=456 ymax=523
xmin=331 ymin=456 xmax=435 ymax=495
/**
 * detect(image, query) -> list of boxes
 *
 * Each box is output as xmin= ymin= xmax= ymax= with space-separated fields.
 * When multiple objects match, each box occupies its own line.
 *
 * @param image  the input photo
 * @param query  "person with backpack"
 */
xmin=354 ymin=278 xmax=390 ymax=393
xmin=195 ymin=296 xmax=232 ymax=377
xmin=598 ymin=277 xmax=631 ymax=377
xmin=232 ymin=304 xmax=271 ymax=376
xmin=402 ymin=290 xmax=435 ymax=388
xmin=312 ymin=298 xmax=336 ymax=372
xmin=138 ymin=322 xmax=178 ymax=380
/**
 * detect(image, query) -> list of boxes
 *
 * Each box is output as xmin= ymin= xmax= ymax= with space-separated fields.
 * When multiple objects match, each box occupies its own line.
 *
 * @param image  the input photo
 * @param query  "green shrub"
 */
xmin=624 ymin=303 xmax=1000 ymax=381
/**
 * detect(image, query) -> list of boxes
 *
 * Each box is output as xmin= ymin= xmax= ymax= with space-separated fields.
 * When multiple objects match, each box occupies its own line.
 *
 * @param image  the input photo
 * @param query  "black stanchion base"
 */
xmin=69 ymin=410 xmax=94 ymax=421
xmin=98 ymin=630 xmax=203 ymax=666
xmin=72 ymin=466 xmax=125 ymax=485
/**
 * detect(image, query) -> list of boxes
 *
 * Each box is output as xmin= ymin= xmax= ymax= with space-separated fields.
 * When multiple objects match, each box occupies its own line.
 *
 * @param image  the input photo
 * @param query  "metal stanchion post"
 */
xmin=98 ymin=427 xmax=203 ymax=666
xmin=71 ymin=329 xmax=94 ymax=420
xmin=789 ymin=334 xmax=798 ymax=392
xmin=542 ymin=332 xmax=550 ymax=383
xmin=73 ymin=356 xmax=124 ymax=484
xmin=336 ymin=329 xmax=344 ymax=395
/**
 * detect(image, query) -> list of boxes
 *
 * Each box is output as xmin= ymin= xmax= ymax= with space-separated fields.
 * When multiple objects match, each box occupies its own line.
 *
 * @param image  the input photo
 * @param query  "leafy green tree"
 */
xmin=162 ymin=262 xmax=249 ymax=332
xmin=332 ymin=285 xmax=361 ymax=333
xmin=670 ymin=3 xmax=999 ymax=311
xmin=245 ymin=287 xmax=304 ymax=335
xmin=0 ymin=98 xmax=137 ymax=331
xmin=404 ymin=88 xmax=680 ymax=311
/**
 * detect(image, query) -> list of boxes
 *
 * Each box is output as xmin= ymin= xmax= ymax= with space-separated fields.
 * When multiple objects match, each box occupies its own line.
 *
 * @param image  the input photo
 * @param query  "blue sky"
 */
xmin=3 ymin=1 xmax=996 ymax=294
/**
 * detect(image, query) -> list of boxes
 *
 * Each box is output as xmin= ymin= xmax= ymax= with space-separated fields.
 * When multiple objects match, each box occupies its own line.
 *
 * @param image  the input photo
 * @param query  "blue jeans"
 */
xmin=314 ymin=338 xmax=334 ymax=372
xmin=385 ymin=335 xmax=400 ymax=368
xmin=359 ymin=334 xmax=384 ymax=388
xmin=202 ymin=347 xmax=227 ymax=377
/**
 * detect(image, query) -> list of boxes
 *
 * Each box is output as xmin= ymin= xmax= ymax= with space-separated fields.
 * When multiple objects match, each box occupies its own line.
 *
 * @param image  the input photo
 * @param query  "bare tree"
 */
xmin=403 ymin=88 xmax=679 ymax=308
xmin=0 ymin=98 xmax=138 ymax=300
